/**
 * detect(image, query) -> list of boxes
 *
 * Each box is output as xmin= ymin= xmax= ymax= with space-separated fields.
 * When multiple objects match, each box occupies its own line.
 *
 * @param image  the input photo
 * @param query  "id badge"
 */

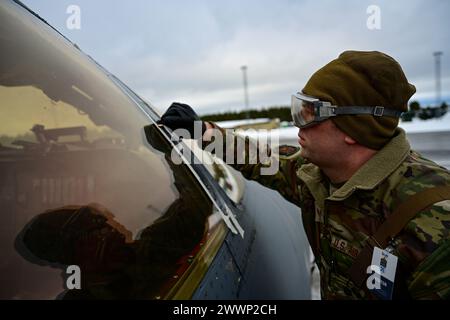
xmin=367 ymin=247 xmax=398 ymax=300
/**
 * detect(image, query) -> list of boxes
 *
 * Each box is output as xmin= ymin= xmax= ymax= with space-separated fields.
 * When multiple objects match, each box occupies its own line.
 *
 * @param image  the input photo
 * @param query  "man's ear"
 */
xmin=344 ymin=135 xmax=357 ymax=145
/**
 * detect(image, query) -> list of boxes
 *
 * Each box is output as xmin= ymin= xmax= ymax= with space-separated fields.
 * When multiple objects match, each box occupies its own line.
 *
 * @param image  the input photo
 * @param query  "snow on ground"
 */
xmin=215 ymin=118 xmax=271 ymax=128
xmin=225 ymin=115 xmax=450 ymax=169
xmin=227 ymin=112 xmax=450 ymax=141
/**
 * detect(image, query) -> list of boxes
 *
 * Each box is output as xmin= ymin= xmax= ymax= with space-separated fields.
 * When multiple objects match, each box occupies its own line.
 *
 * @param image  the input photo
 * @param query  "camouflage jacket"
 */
xmin=204 ymin=125 xmax=450 ymax=299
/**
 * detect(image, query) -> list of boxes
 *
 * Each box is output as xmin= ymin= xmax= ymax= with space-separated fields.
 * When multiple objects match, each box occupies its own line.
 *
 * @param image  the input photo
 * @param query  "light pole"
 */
xmin=241 ymin=65 xmax=250 ymax=119
xmin=433 ymin=51 xmax=443 ymax=107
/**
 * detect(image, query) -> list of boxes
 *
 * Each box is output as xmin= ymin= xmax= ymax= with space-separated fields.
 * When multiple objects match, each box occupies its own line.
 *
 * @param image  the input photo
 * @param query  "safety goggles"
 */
xmin=291 ymin=92 xmax=403 ymax=129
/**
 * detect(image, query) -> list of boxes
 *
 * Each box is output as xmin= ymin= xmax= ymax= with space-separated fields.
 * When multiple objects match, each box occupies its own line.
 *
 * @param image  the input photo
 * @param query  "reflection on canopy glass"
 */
xmin=0 ymin=1 xmax=221 ymax=299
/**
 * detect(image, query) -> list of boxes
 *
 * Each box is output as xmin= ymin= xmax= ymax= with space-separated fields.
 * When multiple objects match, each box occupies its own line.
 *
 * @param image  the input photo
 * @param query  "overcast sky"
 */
xmin=21 ymin=0 xmax=450 ymax=115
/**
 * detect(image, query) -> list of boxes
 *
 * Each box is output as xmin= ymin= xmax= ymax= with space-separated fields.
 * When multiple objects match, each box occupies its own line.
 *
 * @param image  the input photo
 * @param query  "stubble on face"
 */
xmin=298 ymin=120 xmax=346 ymax=167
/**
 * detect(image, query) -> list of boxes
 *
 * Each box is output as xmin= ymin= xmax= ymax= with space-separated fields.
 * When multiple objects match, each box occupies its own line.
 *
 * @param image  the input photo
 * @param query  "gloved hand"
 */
xmin=158 ymin=102 xmax=206 ymax=138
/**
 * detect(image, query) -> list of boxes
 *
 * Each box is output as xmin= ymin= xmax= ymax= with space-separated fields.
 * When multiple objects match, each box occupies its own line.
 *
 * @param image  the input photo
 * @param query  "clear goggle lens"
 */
xmin=291 ymin=93 xmax=321 ymax=128
xmin=291 ymin=92 xmax=402 ymax=128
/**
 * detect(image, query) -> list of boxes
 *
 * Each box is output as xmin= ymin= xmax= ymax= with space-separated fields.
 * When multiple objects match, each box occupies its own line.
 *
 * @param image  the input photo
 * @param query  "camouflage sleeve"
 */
xmin=200 ymin=122 xmax=305 ymax=206
xmin=405 ymin=200 xmax=450 ymax=299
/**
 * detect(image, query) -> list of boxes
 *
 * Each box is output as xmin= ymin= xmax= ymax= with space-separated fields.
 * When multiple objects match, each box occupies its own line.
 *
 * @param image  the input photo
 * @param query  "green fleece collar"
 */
xmin=298 ymin=128 xmax=410 ymax=201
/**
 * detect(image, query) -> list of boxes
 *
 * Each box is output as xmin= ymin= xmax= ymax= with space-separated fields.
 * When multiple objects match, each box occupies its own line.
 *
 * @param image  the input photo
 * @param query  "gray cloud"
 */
xmin=22 ymin=0 xmax=450 ymax=114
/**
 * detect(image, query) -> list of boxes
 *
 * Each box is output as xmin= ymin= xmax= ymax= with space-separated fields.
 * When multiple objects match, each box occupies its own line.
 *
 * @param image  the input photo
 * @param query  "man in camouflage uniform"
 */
xmin=160 ymin=51 xmax=450 ymax=299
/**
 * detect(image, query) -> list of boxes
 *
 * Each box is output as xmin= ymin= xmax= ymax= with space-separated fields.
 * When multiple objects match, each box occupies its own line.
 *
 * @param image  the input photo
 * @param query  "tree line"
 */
xmin=401 ymin=101 xmax=448 ymax=121
xmin=201 ymin=101 xmax=448 ymax=123
xmin=201 ymin=106 xmax=292 ymax=122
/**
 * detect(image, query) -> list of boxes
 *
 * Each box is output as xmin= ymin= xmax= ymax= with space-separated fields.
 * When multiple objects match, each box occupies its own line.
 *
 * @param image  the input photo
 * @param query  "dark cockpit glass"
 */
xmin=0 ymin=1 xmax=221 ymax=299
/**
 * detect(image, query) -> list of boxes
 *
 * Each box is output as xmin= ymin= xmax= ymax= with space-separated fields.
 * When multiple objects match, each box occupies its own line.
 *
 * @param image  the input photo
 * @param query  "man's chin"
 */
xmin=299 ymin=148 xmax=308 ymax=159
xmin=300 ymin=148 xmax=316 ymax=164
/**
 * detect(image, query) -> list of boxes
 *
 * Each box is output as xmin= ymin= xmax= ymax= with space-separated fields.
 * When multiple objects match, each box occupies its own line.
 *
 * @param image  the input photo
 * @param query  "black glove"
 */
xmin=144 ymin=124 xmax=171 ymax=154
xmin=158 ymin=102 xmax=206 ymax=138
